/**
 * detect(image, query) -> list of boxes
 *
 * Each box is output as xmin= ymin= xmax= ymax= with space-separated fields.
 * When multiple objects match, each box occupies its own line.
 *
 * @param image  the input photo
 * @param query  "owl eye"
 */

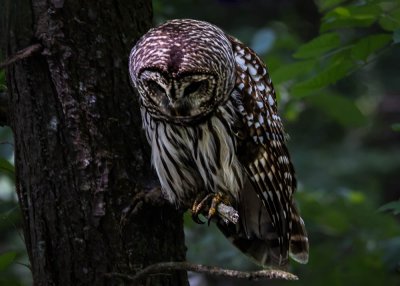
xmin=147 ymin=80 xmax=165 ymax=96
xmin=183 ymin=80 xmax=207 ymax=96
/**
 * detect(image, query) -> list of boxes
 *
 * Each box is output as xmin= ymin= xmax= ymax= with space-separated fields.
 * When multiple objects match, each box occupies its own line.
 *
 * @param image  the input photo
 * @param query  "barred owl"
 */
xmin=129 ymin=19 xmax=309 ymax=268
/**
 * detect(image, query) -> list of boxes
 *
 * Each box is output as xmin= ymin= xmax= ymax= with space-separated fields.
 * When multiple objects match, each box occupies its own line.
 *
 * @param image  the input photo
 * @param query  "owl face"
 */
xmin=129 ymin=19 xmax=236 ymax=124
xmin=137 ymin=70 xmax=217 ymax=120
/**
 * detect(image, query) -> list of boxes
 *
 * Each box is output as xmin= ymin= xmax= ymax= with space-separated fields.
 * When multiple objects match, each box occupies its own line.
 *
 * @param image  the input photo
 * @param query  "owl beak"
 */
xmin=164 ymin=82 xmax=193 ymax=117
xmin=170 ymin=100 xmax=191 ymax=117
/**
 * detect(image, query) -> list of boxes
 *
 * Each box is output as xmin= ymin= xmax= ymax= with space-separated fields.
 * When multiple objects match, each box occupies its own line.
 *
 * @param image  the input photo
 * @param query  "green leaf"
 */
xmin=328 ymin=45 xmax=353 ymax=64
xmin=379 ymin=201 xmax=400 ymax=215
xmin=0 ymin=158 xmax=15 ymax=182
xmin=379 ymin=1 xmax=400 ymax=12
xmin=317 ymin=0 xmax=348 ymax=11
xmin=321 ymin=17 xmax=376 ymax=32
xmin=0 ymin=251 xmax=17 ymax=271
xmin=291 ymin=61 xmax=353 ymax=96
xmin=351 ymin=34 xmax=392 ymax=61
xmin=306 ymin=93 xmax=366 ymax=127
xmin=379 ymin=8 xmax=400 ymax=31
xmin=347 ymin=191 xmax=365 ymax=204
xmin=392 ymin=123 xmax=400 ymax=131
xmin=293 ymin=33 xmax=341 ymax=59
xmin=271 ymin=60 xmax=316 ymax=84
xmin=334 ymin=7 xmax=351 ymax=17
xmin=393 ymin=29 xmax=400 ymax=44
xmin=344 ymin=3 xmax=382 ymax=19
xmin=321 ymin=4 xmax=381 ymax=32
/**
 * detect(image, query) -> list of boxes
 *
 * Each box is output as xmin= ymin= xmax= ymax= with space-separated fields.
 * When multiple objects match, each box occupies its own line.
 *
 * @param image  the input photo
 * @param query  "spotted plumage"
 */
xmin=129 ymin=19 xmax=309 ymax=268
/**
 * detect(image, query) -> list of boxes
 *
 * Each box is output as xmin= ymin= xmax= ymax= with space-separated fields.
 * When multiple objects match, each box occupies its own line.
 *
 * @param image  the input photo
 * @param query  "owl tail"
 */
xmin=288 ymin=204 xmax=309 ymax=264
xmin=216 ymin=181 xmax=309 ymax=268
xmin=217 ymin=220 xmax=288 ymax=268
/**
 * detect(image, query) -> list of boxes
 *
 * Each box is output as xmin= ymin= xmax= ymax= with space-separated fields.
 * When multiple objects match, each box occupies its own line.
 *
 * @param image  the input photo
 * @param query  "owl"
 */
xmin=129 ymin=19 xmax=309 ymax=268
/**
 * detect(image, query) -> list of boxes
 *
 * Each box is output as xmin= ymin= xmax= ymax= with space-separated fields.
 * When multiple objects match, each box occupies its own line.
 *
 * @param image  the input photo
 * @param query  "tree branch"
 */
xmin=105 ymin=261 xmax=298 ymax=283
xmin=0 ymin=44 xmax=43 ymax=69
xmin=217 ymin=202 xmax=239 ymax=224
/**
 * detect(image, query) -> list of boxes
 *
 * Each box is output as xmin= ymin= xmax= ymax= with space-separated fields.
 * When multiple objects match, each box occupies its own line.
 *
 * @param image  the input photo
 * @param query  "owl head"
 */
xmin=129 ymin=19 xmax=236 ymax=124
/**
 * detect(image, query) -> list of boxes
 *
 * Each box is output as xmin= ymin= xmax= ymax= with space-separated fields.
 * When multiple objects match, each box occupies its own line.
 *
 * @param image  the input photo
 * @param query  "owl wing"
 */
xmin=223 ymin=35 xmax=309 ymax=266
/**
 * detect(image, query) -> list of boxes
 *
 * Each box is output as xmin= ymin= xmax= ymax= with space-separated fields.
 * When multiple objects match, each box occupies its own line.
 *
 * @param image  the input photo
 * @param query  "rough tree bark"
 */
xmin=0 ymin=0 xmax=188 ymax=285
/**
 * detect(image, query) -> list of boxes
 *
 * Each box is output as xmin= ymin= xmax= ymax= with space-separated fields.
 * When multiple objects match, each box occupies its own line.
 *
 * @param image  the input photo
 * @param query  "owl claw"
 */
xmin=191 ymin=194 xmax=213 ymax=224
xmin=207 ymin=193 xmax=226 ymax=225
xmin=191 ymin=193 xmax=231 ymax=225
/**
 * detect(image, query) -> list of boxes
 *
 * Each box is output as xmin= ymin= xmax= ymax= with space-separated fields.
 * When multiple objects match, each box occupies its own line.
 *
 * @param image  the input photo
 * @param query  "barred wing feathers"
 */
xmin=223 ymin=36 xmax=309 ymax=267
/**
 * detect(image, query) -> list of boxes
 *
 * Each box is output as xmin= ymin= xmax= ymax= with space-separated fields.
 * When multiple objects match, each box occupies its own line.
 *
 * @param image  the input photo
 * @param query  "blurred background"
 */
xmin=1 ymin=0 xmax=399 ymax=285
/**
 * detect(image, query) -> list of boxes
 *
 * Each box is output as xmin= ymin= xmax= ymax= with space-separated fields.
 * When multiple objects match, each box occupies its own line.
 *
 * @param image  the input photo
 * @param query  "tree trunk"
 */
xmin=0 ymin=0 xmax=188 ymax=285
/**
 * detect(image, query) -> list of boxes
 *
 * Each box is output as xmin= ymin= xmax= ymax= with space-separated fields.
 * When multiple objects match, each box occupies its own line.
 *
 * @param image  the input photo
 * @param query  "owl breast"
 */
xmin=142 ymin=98 xmax=245 ymax=205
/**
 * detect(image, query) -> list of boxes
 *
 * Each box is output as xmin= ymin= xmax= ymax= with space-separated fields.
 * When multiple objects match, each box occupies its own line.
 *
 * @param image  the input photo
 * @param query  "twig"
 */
xmin=0 ymin=141 xmax=14 ymax=147
xmin=217 ymin=203 xmax=239 ymax=224
xmin=0 ymin=44 xmax=43 ymax=69
xmin=105 ymin=261 xmax=298 ymax=283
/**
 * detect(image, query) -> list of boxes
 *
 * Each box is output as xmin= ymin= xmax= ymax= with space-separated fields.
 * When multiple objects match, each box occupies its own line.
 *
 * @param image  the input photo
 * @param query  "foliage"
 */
xmin=271 ymin=2 xmax=400 ymax=284
xmin=0 ymin=251 xmax=16 ymax=271
xmin=270 ymin=0 xmax=399 ymax=116
xmin=0 ymin=50 xmax=30 ymax=284
xmin=392 ymin=123 xmax=400 ymax=132
xmin=379 ymin=201 xmax=400 ymax=215
xmin=0 ymin=158 xmax=15 ymax=182
xmin=0 ymin=128 xmax=29 ymax=286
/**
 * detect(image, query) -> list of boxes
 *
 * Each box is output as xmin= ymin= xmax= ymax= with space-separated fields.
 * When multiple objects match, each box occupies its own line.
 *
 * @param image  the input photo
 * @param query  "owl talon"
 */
xmin=191 ymin=194 xmax=213 ymax=224
xmin=207 ymin=193 xmax=226 ymax=224
xmin=207 ymin=207 xmax=216 ymax=226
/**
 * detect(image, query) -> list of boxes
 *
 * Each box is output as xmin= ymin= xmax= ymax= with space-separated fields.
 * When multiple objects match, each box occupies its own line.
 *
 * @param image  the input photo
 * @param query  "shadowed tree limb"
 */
xmin=0 ymin=44 xmax=42 ymax=69
xmin=105 ymin=261 xmax=299 ymax=283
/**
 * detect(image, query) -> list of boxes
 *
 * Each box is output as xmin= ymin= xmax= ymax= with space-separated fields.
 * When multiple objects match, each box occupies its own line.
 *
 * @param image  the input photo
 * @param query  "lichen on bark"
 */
xmin=0 ymin=0 xmax=188 ymax=285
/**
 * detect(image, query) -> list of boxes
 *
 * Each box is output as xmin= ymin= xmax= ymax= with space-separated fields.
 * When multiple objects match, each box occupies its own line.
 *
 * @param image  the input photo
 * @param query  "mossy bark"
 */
xmin=0 ymin=0 xmax=187 ymax=285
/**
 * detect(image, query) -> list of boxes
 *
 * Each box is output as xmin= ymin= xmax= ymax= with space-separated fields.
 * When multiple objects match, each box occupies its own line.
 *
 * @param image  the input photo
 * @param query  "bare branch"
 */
xmin=0 ymin=44 xmax=42 ymax=69
xmin=217 ymin=203 xmax=239 ymax=224
xmin=105 ymin=261 xmax=298 ymax=283
xmin=0 ymin=141 xmax=14 ymax=147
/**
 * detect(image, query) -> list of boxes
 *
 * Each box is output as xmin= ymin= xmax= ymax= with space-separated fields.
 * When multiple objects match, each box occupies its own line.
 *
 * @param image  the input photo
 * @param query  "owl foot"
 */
xmin=191 ymin=194 xmax=213 ymax=224
xmin=207 ymin=193 xmax=231 ymax=225
xmin=191 ymin=192 xmax=232 ymax=225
